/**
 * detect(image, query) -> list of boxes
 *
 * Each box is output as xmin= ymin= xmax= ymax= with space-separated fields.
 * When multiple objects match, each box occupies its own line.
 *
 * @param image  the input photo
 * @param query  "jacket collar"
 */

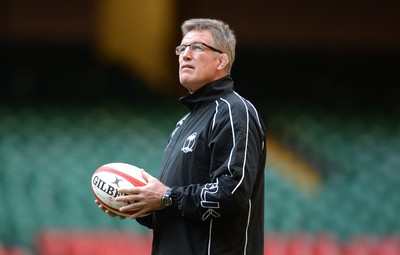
xmin=179 ymin=76 xmax=234 ymax=110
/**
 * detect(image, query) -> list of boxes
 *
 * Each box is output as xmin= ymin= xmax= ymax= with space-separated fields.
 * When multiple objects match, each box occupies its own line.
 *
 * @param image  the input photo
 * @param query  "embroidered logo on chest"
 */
xmin=181 ymin=132 xmax=197 ymax=153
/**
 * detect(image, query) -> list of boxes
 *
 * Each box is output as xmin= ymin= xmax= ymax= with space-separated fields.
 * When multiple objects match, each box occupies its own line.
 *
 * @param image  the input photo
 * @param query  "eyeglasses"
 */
xmin=175 ymin=42 xmax=223 ymax=55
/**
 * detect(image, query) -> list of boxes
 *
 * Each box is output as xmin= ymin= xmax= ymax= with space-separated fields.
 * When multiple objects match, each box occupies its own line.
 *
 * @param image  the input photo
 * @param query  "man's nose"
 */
xmin=181 ymin=47 xmax=192 ymax=59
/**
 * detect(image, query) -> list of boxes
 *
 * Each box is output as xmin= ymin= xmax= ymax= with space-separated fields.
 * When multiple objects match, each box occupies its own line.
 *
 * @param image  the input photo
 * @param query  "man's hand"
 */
xmin=95 ymin=199 xmax=127 ymax=220
xmin=116 ymin=169 xmax=169 ymax=219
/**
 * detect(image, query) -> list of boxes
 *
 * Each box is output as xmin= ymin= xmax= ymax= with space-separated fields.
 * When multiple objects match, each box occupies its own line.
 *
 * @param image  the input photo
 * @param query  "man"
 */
xmin=96 ymin=18 xmax=266 ymax=255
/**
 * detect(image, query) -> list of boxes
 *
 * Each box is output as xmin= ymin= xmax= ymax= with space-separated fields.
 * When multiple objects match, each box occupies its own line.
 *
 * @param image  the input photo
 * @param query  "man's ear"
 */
xmin=217 ymin=54 xmax=229 ymax=71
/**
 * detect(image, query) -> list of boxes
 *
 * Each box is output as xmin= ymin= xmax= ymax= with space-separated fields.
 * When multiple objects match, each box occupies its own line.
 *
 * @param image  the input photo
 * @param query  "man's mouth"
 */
xmin=181 ymin=64 xmax=194 ymax=70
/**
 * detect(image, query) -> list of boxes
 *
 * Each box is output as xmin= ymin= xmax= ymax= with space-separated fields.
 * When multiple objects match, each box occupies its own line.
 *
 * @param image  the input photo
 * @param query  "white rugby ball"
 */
xmin=91 ymin=162 xmax=147 ymax=217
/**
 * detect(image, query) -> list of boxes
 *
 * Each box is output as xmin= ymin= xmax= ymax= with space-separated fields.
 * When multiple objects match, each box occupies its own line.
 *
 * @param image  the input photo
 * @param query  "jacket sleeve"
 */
xmin=170 ymin=100 xmax=265 ymax=221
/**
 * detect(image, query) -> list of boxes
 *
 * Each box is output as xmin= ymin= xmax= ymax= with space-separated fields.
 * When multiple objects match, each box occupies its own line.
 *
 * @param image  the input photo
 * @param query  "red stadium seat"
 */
xmin=264 ymin=234 xmax=287 ymax=255
xmin=371 ymin=236 xmax=400 ymax=255
xmin=37 ymin=230 xmax=72 ymax=255
xmin=93 ymin=231 xmax=152 ymax=255
xmin=37 ymin=229 xmax=152 ymax=255
xmin=6 ymin=247 xmax=32 ymax=255
xmin=286 ymin=234 xmax=314 ymax=255
xmin=313 ymin=234 xmax=341 ymax=255
xmin=68 ymin=233 xmax=97 ymax=255
xmin=0 ymin=243 xmax=7 ymax=255
xmin=342 ymin=236 xmax=375 ymax=255
xmin=0 ymin=243 xmax=32 ymax=255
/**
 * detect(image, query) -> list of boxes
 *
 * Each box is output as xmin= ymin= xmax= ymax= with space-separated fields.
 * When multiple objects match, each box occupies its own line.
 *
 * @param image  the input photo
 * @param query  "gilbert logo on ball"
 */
xmin=91 ymin=162 xmax=147 ymax=217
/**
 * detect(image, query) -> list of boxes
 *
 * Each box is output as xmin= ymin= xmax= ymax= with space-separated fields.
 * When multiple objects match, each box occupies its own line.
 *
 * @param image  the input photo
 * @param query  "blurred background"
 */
xmin=1 ymin=0 xmax=400 ymax=254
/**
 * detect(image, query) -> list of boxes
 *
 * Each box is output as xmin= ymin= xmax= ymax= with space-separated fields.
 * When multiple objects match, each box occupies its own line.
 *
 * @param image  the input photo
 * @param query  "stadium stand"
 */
xmin=267 ymin=107 xmax=400 ymax=239
xmin=0 ymin=103 xmax=182 ymax=253
xmin=36 ymin=229 xmax=152 ymax=255
xmin=1 ymin=104 xmax=400 ymax=254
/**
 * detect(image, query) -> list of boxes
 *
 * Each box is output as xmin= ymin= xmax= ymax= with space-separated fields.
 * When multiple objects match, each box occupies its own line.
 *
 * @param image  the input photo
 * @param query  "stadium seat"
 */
xmin=313 ymin=234 xmax=341 ymax=255
xmin=264 ymin=234 xmax=287 ymax=255
xmin=371 ymin=236 xmax=400 ymax=255
xmin=0 ymin=243 xmax=7 ymax=255
xmin=5 ymin=247 xmax=32 ymax=255
xmin=286 ymin=234 xmax=314 ymax=255
xmin=342 ymin=236 xmax=374 ymax=255
xmin=0 ymin=243 xmax=31 ymax=255
xmin=37 ymin=229 xmax=152 ymax=255
xmin=37 ymin=230 xmax=71 ymax=255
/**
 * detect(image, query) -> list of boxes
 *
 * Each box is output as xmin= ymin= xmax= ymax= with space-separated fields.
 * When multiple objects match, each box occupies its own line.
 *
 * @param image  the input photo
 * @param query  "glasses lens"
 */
xmin=189 ymin=43 xmax=204 ymax=52
xmin=175 ymin=45 xmax=185 ymax=55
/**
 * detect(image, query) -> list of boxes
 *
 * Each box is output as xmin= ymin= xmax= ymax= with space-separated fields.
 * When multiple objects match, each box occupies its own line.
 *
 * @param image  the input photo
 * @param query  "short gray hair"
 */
xmin=181 ymin=18 xmax=236 ymax=73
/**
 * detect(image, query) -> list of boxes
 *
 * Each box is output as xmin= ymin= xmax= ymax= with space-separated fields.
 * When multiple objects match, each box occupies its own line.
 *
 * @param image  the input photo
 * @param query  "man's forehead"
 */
xmin=182 ymin=30 xmax=212 ymax=43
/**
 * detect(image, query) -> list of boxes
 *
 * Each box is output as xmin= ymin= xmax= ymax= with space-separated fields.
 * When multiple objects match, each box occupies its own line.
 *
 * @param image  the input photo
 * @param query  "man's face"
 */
xmin=178 ymin=30 xmax=223 ymax=93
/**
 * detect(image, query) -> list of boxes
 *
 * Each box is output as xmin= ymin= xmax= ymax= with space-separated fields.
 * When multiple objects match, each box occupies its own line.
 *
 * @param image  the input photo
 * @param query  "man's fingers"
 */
xmin=119 ymin=201 xmax=143 ymax=212
xmin=141 ymin=169 xmax=156 ymax=182
xmin=129 ymin=208 xmax=153 ymax=219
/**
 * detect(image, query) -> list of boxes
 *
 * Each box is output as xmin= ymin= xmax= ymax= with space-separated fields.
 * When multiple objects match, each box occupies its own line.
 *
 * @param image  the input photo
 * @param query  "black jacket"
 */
xmin=138 ymin=76 xmax=266 ymax=255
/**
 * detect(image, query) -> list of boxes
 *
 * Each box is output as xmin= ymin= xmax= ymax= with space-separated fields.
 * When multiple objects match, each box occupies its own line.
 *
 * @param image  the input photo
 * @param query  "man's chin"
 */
xmin=179 ymin=80 xmax=198 ymax=93
xmin=179 ymin=76 xmax=193 ymax=87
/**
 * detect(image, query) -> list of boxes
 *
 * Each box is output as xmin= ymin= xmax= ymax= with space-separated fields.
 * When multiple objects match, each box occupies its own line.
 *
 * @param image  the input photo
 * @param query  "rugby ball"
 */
xmin=91 ymin=162 xmax=147 ymax=217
